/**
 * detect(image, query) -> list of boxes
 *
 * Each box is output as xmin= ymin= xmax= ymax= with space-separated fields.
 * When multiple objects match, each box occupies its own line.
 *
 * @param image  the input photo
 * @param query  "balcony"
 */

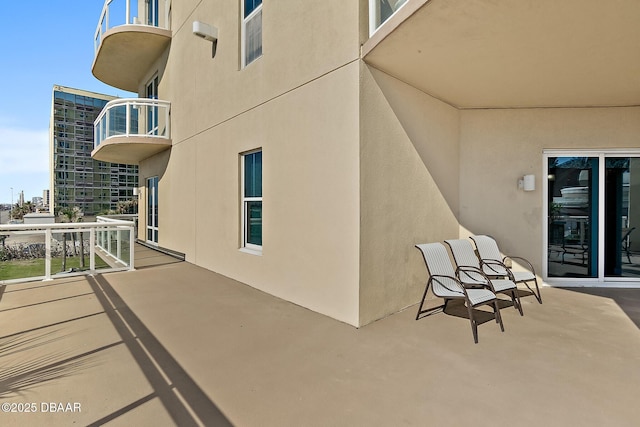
xmin=92 ymin=0 xmax=171 ymax=92
xmin=363 ymin=0 xmax=640 ymax=108
xmin=92 ymin=98 xmax=171 ymax=165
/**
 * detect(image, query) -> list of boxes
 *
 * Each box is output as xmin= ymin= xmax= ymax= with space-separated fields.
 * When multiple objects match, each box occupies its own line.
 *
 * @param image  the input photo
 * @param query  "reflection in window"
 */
xmin=370 ymin=0 xmax=408 ymax=34
xmin=547 ymin=157 xmax=598 ymax=277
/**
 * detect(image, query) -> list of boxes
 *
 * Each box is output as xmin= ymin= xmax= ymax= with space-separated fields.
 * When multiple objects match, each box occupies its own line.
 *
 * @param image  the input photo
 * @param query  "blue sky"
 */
xmin=0 ymin=1 xmax=133 ymax=204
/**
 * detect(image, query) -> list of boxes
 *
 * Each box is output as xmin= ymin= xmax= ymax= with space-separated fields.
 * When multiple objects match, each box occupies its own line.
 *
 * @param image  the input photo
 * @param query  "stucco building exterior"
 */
xmin=90 ymin=0 xmax=640 ymax=327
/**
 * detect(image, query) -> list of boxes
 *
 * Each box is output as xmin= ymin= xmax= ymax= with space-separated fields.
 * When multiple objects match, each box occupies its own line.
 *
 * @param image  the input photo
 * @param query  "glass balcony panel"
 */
xmin=0 ymin=232 xmax=46 ymax=281
xmin=108 ymin=104 xmax=128 ymax=136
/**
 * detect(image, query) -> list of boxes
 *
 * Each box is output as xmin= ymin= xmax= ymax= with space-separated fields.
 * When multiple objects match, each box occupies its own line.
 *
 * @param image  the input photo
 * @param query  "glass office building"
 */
xmin=50 ymin=86 xmax=138 ymax=215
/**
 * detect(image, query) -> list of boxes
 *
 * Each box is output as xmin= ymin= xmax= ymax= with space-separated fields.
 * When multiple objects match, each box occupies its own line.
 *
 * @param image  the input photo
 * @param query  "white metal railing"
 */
xmin=94 ymin=0 xmax=170 ymax=52
xmin=369 ymin=0 xmax=408 ymax=35
xmin=0 ymin=219 xmax=135 ymax=285
xmin=95 ymin=215 xmax=137 ymax=266
xmin=94 ymin=98 xmax=171 ymax=149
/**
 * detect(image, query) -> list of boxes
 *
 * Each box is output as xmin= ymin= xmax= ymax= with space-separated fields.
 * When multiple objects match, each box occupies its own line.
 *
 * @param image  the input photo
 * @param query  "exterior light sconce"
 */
xmin=518 ymin=174 xmax=535 ymax=191
xmin=193 ymin=21 xmax=218 ymax=58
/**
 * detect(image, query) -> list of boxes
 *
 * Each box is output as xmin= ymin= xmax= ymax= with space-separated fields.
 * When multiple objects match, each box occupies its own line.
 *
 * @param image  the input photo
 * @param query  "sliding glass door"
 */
xmin=545 ymin=152 xmax=640 ymax=282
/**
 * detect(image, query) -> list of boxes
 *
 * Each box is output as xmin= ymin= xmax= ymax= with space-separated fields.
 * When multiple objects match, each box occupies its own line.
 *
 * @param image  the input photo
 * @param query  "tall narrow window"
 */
xmin=146 ymin=76 xmax=159 ymax=136
xmin=242 ymin=0 xmax=262 ymax=67
xmin=147 ymin=176 xmax=159 ymax=244
xmin=242 ymin=150 xmax=262 ymax=250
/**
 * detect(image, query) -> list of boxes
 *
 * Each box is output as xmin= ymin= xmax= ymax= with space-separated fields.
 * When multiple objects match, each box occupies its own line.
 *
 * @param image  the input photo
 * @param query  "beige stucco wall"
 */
xmin=459 ymin=106 xmax=640 ymax=274
xmin=166 ymin=0 xmax=361 ymax=142
xmin=358 ymin=66 xmax=461 ymax=325
xmin=137 ymin=0 xmax=363 ymax=326
xmin=192 ymin=63 xmax=361 ymax=325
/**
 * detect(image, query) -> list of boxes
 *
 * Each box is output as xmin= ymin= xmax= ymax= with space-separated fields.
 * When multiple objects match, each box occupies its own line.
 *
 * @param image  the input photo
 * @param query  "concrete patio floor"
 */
xmin=1 ymin=245 xmax=639 ymax=426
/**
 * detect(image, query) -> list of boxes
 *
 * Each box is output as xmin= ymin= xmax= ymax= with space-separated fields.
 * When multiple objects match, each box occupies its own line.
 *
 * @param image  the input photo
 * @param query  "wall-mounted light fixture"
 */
xmin=518 ymin=174 xmax=535 ymax=191
xmin=193 ymin=21 xmax=218 ymax=58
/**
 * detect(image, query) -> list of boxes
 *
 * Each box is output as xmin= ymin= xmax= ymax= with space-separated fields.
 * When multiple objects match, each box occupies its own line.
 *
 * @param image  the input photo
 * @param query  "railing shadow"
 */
xmin=87 ymin=274 xmax=232 ymax=426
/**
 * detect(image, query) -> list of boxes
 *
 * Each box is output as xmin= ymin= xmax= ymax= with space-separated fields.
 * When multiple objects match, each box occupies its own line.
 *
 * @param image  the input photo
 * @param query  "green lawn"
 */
xmin=0 ymin=256 xmax=111 ymax=281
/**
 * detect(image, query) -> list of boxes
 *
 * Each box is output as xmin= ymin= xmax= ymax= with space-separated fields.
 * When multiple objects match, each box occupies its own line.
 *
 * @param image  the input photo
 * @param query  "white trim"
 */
xmin=239 ymin=247 xmax=262 ymax=256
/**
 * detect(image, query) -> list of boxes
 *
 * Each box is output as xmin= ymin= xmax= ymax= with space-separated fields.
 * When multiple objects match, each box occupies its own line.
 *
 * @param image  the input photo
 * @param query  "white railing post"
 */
xmin=45 ymin=228 xmax=52 ymax=280
xmin=129 ymin=225 xmax=135 ymax=270
xmin=105 ymin=1 xmax=110 ymax=33
xmin=125 ymin=100 xmax=130 ymax=136
xmin=117 ymin=228 xmax=122 ymax=260
xmin=105 ymin=107 xmax=110 ymax=140
xmin=90 ymin=228 xmax=96 ymax=273
xmin=126 ymin=0 xmax=131 ymax=25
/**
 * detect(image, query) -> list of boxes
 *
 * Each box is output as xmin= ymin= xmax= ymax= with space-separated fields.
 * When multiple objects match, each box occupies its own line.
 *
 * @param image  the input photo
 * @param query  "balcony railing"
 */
xmin=94 ymin=98 xmax=171 ymax=149
xmin=94 ymin=0 xmax=170 ymax=53
xmin=0 ymin=217 xmax=135 ymax=285
xmin=369 ymin=0 xmax=408 ymax=35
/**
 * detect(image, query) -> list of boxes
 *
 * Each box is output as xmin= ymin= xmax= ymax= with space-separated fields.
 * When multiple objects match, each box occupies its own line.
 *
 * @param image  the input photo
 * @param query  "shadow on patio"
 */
xmin=1 ymin=244 xmax=639 ymax=426
xmin=560 ymin=287 xmax=640 ymax=329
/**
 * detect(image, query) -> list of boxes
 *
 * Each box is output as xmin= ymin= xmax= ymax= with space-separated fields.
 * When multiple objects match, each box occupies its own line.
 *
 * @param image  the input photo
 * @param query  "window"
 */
xmin=242 ymin=150 xmax=262 ymax=251
xmin=369 ymin=0 xmax=408 ymax=35
xmin=146 ymin=76 xmax=159 ymax=136
xmin=147 ymin=0 xmax=159 ymax=26
xmin=242 ymin=0 xmax=262 ymax=67
xmin=147 ymin=176 xmax=159 ymax=244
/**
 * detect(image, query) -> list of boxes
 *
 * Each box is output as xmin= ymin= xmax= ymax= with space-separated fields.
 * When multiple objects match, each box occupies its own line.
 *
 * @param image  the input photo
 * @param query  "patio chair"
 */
xmin=621 ymin=227 xmax=635 ymax=264
xmin=415 ymin=243 xmax=504 ymax=344
xmin=470 ymin=235 xmax=542 ymax=304
xmin=445 ymin=239 xmax=523 ymax=316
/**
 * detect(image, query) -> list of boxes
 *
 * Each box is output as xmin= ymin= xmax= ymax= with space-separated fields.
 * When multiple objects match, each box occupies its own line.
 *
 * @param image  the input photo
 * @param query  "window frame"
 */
xmin=241 ymin=0 xmax=263 ymax=68
xmin=241 ymin=149 xmax=263 ymax=253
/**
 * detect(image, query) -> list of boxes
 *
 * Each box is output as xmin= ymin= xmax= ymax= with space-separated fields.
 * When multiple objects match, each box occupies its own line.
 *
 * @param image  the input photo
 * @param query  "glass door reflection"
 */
xmin=547 ymin=157 xmax=598 ymax=277
xmin=605 ymin=158 xmax=640 ymax=277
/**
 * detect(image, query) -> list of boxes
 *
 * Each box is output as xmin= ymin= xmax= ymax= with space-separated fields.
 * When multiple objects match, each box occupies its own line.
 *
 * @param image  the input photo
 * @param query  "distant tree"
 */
xmin=58 ymin=207 xmax=84 ymax=271
xmin=117 ymin=199 xmax=138 ymax=214
xmin=10 ymin=201 xmax=36 ymax=220
xmin=100 ymin=199 xmax=138 ymax=215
